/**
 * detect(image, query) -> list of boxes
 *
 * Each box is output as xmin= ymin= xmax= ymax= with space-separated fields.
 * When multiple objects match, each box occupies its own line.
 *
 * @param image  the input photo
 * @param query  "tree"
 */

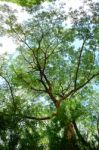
xmin=0 ymin=0 xmax=99 ymax=149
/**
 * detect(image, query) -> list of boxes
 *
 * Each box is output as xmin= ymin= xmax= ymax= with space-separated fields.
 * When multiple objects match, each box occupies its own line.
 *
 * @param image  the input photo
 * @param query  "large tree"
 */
xmin=0 ymin=0 xmax=99 ymax=149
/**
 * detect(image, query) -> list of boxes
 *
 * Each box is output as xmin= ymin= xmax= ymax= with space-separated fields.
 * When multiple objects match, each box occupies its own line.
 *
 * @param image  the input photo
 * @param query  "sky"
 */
xmin=0 ymin=0 xmax=98 ymax=55
xmin=0 ymin=1 xmax=30 ymax=55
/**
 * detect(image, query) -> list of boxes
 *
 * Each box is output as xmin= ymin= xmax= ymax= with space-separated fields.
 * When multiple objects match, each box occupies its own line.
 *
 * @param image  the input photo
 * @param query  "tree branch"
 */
xmin=2 ymin=112 xmax=57 ymax=121
xmin=0 ymin=75 xmax=16 ymax=111
xmin=59 ymin=72 xmax=99 ymax=103
xmin=72 ymin=120 xmax=93 ymax=149
xmin=20 ymin=112 xmax=56 ymax=120
xmin=74 ymin=38 xmax=86 ymax=89
xmin=12 ymin=67 xmax=46 ymax=92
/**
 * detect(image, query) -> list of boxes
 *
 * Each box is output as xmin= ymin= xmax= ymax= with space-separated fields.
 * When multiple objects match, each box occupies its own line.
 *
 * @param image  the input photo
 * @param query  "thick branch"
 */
xmin=59 ymin=72 xmax=99 ymax=103
xmin=36 ymin=62 xmax=58 ymax=107
xmin=72 ymin=120 xmax=93 ymax=149
xmin=21 ymin=112 xmax=56 ymax=120
xmin=76 ymin=72 xmax=99 ymax=91
xmin=39 ymin=75 xmax=58 ymax=107
xmin=2 ymin=112 xmax=56 ymax=121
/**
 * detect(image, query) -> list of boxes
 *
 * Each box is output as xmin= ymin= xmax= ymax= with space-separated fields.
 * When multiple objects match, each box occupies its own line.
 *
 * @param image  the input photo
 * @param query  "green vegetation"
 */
xmin=0 ymin=0 xmax=53 ymax=6
xmin=0 ymin=0 xmax=99 ymax=149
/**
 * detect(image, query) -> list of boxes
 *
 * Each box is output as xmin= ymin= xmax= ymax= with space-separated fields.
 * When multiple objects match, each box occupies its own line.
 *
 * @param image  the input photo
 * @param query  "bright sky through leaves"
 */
xmin=0 ymin=0 xmax=98 ymax=55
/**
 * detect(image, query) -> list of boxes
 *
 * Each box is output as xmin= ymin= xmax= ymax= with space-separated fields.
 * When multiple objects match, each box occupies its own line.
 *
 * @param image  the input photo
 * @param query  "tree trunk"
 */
xmin=60 ymin=122 xmax=79 ymax=150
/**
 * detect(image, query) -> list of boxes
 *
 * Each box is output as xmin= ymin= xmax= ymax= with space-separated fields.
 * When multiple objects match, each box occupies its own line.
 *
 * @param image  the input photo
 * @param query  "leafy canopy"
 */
xmin=0 ymin=0 xmax=99 ymax=149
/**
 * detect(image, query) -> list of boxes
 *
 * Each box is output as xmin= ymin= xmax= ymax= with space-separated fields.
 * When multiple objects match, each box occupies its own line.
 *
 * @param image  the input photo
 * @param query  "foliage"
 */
xmin=0 ymin=0 xmax=53 ymax=7
xmin=0 ymin=0 xmax=99 ymax=149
